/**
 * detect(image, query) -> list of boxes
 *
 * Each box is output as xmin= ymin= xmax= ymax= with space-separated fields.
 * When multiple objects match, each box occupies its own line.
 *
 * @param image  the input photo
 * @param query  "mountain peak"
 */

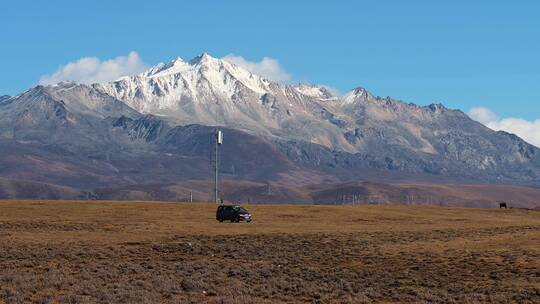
xmin=294 ymin=84 xmax=336 ymax=99
xmin=189 ymin=52 xmax=219 ymax=65
xmin=341 ymin=86 xmax=373 ymax=104
xmin=136 ymin=53 xmax=226 ymax=79
xmin=427 ymin=103 xmax=447 ymax=112
xmin=170 ymin=56 xmax=185 ymax=65
xmin=352 ymin=86 xmax=369 ymax=95
xmin=142 ymin=56 xmax=189 ymax=78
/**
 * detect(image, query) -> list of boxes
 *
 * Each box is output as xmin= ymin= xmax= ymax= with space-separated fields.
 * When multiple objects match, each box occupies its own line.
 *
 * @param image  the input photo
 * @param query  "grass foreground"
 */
xmin=0 ymin=201 xmax=539 ymax=303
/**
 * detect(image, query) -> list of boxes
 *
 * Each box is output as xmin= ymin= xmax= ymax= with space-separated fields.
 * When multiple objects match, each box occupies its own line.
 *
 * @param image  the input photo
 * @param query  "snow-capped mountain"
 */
xmin=92 ymin=53 xmax=496 ymax=156
xmin=94 ymin=53 xmax=360 ymax=150
xmin=0 ymin=52 xmax=539 ymax=201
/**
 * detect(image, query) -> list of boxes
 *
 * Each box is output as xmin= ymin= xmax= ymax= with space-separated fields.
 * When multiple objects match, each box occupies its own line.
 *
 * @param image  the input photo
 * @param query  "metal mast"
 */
xmin=214 ymin=129 xmax=223 ymax=203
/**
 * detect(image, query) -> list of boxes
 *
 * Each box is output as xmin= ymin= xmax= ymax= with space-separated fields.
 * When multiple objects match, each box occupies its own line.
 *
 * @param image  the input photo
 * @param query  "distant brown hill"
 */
xmin=0 ymin=177 xmax=84 ymax=200
xmin=93 ymin=179 xmax=540 ymax=209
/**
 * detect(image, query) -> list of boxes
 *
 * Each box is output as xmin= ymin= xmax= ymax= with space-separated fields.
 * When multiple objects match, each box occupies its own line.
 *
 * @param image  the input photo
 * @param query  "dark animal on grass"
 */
xmin=499 ymin=202 xmax=508 ymax=209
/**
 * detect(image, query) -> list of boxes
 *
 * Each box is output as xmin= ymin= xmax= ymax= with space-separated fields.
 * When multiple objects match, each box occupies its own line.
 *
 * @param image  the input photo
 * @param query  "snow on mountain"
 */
xmin=2 ymin=53 xmax=540 ymax=187
xmin=91 ymin=53 xmax=502 ymax=155
xmin=13 ymin=52 xmax=513 ymax=161
xmin=293 ymin=84 xmax=336 ymax=100
xmin=94 ymin=53 xmax=354 ymax=148
xmin=15 ymin=52 xmax=525 ymax=173
xmin=96 ymin=53 xmax=273 ymax=111
xmin=341 ymin=87 xmax=371 ymax=104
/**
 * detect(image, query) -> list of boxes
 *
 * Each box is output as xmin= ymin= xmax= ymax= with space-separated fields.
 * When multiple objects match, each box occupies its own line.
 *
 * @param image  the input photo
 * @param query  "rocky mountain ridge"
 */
xmin=0 ymin=53 xmax=539 ymax=202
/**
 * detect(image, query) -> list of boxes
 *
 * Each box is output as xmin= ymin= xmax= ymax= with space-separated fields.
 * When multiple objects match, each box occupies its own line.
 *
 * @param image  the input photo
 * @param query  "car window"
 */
xmin=233 ymin=206 xmax=248 ymax=212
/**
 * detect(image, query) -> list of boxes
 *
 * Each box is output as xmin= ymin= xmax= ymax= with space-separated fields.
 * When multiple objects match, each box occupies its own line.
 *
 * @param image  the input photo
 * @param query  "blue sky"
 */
xmin=1 ymin=0 xmax=539 ymax=123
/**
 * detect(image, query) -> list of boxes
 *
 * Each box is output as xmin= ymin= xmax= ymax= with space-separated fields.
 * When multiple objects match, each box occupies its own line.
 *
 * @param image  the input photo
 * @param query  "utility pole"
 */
xmin=214 ymin=129 xmax=223 ymax=203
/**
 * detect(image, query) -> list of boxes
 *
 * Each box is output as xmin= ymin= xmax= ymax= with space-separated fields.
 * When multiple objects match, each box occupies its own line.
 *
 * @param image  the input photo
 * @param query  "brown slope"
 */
xmin=93 ymin=179 xmax=311 ymax=203
xmin=307 ymin=181 xmax=540 ymax=208
xmin=0 ymin=177 xmax=85 ymax=200
xmin=91 ymin=178 xmax=540 ymax=208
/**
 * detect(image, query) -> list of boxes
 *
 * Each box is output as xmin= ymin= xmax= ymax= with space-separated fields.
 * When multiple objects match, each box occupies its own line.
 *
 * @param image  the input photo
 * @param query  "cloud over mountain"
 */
xmin=222 ymin=54 xmax=292 ymax=83
xmin=39 ymin=51 xmax=147 ymax=85
xmin=469 ymin=107 xmax=540 ymax=147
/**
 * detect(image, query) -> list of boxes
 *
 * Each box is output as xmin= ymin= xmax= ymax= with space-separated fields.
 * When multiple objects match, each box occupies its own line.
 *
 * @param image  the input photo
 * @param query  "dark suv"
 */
xmin=216 ymin=205 xmax=252 ymax=223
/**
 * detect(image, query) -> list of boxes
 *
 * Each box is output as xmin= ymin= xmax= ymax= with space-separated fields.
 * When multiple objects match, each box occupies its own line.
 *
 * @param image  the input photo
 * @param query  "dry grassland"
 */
xmin=0 ymin=201 xmax=539 ymax=303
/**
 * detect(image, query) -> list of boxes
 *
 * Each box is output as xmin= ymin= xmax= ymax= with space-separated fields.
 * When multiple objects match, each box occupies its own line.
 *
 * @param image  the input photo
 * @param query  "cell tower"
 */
xmin=214 ymin=129 xmax=223 ymax=203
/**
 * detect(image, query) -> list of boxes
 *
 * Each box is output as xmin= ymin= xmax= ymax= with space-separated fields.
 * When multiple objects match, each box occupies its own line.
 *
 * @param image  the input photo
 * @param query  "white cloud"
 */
xmin=222 ymin=54 xmax=292 ymax=83
xmin=469 ymin=107 xmax=540 ymax=147
xmin=39 ymin=51 xmax=147 ymax=85
xmin=468 ymin=107 xmax=498 ymax=125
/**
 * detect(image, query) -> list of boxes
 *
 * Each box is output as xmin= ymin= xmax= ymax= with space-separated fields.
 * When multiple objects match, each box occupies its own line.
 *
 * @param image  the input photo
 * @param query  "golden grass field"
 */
xmin=0 ymin=201 xmax=539 ymax=303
